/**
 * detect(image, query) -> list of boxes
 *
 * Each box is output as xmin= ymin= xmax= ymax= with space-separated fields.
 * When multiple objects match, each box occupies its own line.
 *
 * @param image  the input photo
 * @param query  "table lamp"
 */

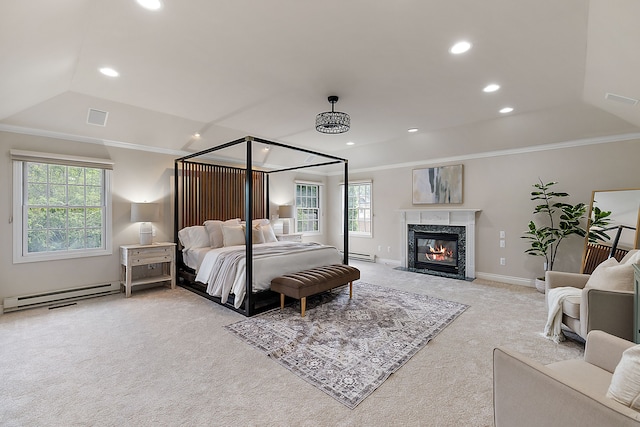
xmin=279 ymin=205 xmax=294 ymax=234
xmin=131 ymin=202 xmax=159 ymax=245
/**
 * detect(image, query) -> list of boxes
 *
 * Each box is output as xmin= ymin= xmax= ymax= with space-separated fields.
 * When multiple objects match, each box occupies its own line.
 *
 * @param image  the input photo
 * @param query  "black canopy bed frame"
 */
xmin=174 ymin=136 xmax=350 ymax=316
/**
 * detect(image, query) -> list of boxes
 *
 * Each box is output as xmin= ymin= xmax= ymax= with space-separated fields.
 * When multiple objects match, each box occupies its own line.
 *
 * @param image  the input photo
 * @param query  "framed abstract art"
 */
xmin=412 ymin=164 xmax=463 ymax=204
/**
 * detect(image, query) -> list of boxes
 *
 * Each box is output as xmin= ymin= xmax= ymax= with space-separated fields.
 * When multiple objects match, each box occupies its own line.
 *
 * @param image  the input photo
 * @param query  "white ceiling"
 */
xmin=1 ymin=0 xmax=639 ymax=170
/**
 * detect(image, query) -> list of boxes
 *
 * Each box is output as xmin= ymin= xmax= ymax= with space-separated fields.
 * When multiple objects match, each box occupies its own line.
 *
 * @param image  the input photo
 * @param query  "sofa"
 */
xmin=545 ymin=249 xmax=638 ymax=341
xmin=493 ymin=330 xmax=640 ymax=426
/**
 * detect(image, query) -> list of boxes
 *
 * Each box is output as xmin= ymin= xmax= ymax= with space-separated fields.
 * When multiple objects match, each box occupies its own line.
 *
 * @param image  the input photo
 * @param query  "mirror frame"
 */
xmin=581 ymin=188 xmax=640 ymax=273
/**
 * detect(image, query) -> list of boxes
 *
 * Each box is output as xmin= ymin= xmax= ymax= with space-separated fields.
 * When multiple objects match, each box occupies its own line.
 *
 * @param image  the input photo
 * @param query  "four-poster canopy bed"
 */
xmin=174 ymin=136 xmax=351 ymax=316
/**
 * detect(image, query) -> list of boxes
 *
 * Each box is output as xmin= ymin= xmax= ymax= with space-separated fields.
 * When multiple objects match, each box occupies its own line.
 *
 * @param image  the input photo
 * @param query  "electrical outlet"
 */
xmin=378 ymin=245 xmax=382 ymax=252
xmin=387 ymin=246 xmax=391 ymax=253
xmin=500 ymin=239 xmax=505 ymax=248
xmin=500 ymin=258 xmax=506 ymax=266
xmin=499 ymin=230 xmax=506 ymax=239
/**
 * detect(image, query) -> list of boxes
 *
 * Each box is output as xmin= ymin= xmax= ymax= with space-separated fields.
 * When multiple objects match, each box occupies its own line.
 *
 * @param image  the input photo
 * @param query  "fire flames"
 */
xmin=425 ymin=244 xmax=454 ymax=262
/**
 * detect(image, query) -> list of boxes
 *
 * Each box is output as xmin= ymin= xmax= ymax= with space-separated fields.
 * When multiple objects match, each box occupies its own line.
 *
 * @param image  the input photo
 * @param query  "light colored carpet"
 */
xmin=0 ymin=261 xmax=584 ymax=426
xmin=225 ymin=282 xmax=468 ymax=408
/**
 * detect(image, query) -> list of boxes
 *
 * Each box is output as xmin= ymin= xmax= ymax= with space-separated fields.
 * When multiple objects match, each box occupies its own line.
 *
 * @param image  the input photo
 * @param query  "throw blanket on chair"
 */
xmin=544 ymin=286 xmax=582 ymax=343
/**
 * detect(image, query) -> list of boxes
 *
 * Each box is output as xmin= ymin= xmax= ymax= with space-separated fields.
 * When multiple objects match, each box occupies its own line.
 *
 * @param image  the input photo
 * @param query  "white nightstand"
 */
xmin=120 ymin=242 xmax=176 ymax=297
xmin=275 ymin=233 xmax=303 ymax=242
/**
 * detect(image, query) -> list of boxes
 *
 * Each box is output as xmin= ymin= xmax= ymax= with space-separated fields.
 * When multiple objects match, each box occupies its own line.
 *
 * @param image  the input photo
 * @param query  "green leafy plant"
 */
xmin=587 ymin=206 xmax=613 ymax=244
xmin=521 ymin=179 xmax=587 ymax=272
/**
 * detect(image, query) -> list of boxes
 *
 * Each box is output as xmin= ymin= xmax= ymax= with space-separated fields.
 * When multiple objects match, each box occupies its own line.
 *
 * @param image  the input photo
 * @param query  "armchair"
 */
xmin=545 ymin=249 xmax=638 ymax=342
xmin=494 ymin=331 xmax=640 ymax=426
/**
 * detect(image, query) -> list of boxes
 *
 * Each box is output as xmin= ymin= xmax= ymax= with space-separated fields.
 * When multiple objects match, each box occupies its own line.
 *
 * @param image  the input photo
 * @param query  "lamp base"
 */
xmin=139 ymin=222 xmax=153 ymax=245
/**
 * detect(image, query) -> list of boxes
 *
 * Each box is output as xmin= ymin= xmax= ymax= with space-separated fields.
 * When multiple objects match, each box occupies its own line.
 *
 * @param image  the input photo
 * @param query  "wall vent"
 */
xmin=87 ymin=108 xmax=109 ymax=126
xmin=605 ymin=92 xmax=639 ymax=106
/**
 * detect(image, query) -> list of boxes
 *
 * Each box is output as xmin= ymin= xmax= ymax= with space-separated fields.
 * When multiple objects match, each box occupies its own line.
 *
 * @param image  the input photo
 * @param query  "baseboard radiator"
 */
xmin=342 ymin=251 xmax=375 ymax=262
xmin=3 ymin=282 xmax=120 ymax=312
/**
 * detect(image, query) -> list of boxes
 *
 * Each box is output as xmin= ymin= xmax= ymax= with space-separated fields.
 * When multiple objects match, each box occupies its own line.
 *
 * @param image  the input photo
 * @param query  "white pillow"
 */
xmin=222 ymin=225 xmax=245 ymax=247
xmin=204 ymin=219 xmax=242 ymax=248
xmin=607 ymin=344 xmax=640 ymax=410
xmin=252 ymin=218 xmax=270 ymax=227
xmin=261 ymin=223 xmax=278 ymax=243
xmin=584 ymin=257 xmax=634 ymax=292
xmin=252 ymin=225 xmax=265 ymax=244
xmin=622 ymin=250 xmax=640 ymax=265
xmin=177 ymin=225 xmax=210 ymax=250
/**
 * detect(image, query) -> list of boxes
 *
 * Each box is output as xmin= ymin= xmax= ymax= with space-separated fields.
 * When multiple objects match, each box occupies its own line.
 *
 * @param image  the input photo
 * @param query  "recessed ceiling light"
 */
xmin=499 ymin=107 xmax=514 ymax=114
xmin=408 ymin=128 xmax=418 ymax=133
xmin=449 ymin=41 xmax=472 ymax=54
xmin=136 ymin=0 xmax=163 ymax=10
xmin=99 ymin=67 xmax=119 ymax=77
xmin=483 ymin=84 xmax=500 ymax=93
xmin=346 ymin=141 xmax=355 ymax=146
xmin=193 ymin=132 xmax=201 ymax=138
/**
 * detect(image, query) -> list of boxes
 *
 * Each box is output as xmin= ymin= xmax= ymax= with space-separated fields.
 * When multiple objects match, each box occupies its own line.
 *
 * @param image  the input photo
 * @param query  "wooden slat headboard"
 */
xmin=177 ymin=160 xmax=266 ymax=229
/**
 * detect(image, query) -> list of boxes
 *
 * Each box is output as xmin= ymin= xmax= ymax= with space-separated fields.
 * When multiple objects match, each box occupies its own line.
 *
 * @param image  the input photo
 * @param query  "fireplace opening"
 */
xmin=414 ymin=232 xmax=458 ymax=274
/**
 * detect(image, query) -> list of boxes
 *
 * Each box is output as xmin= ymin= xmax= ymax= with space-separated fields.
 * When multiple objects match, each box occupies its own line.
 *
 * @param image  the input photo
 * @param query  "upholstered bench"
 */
xmin=270 ymin=264 xmax=360 ymax=317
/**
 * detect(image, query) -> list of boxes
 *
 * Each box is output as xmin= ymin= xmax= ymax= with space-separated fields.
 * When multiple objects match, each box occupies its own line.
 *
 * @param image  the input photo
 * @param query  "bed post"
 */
xmin=343 ymin=160 xmax=349 ymax=265
xmin=245 ymin=137 xmax=254 ymax=316
xmin=174 ymin=160 xmax=180 ymax=280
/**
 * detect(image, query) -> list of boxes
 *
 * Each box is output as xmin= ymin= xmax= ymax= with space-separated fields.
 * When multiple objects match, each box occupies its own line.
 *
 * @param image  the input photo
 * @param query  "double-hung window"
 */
xmin=342 ymin=180 xmax=372 ymax=237
xmin=295 ymin=182 xmax=321 ymax=234
xmin=12 ymin=150 xmax=113 ymax=263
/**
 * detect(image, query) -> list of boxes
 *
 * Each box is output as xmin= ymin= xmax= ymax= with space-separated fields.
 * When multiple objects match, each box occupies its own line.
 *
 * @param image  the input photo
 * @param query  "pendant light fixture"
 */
xmin=315 ymin=96 xmax=350 ymax=134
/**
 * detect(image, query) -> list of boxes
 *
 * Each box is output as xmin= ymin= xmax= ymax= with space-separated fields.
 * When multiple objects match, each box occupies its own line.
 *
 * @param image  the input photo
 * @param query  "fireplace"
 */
xmin=408 ymin=224 xmax=466 ymax=279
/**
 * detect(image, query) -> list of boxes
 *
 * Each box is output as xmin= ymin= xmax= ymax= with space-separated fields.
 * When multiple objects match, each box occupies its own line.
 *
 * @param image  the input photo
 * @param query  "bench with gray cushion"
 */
xmin=270 ymin=264 xmax=360 ymax=317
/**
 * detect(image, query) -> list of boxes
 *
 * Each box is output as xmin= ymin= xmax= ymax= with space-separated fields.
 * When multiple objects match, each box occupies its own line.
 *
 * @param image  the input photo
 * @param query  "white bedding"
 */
xmin=194 ymin=241 xmax=342 ymax=308
xmin=181 ymin=247 xmax=211 ymax=272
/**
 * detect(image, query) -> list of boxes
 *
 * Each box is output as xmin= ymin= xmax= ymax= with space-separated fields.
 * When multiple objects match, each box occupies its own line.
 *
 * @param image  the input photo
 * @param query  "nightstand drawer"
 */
xmin=130 ymin=254 xmax=172 ymax=266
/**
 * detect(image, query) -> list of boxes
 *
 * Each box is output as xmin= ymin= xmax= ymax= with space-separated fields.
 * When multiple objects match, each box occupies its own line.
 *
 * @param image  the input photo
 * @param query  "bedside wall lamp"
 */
xmin=131 ymin=202 xmax=159 ymax=245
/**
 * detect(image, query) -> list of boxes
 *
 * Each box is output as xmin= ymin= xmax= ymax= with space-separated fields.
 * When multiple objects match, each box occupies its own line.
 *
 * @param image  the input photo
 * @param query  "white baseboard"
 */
xmin=475 ymin=272 xmax=534 ymax=288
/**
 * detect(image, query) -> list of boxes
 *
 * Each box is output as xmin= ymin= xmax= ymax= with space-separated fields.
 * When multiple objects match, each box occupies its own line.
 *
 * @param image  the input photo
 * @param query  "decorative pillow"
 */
xmin=204 ymin=219 xmax=242 ymax=248
xmin=222 ymin=225 xmax=245 ymax=247
xmin=177 ymin=225 xmax=210 ymax=250
xmin=584 ymin=257 xmax=634 ymax=292
xmin=252 ymin=225 xmax=265 ymax=244
xmin=622 ymin=250 xmax=640 ymax=265
xmin=261 ymin=223 xmax=278 ymax=243
xmin=252 ymin=218 xmax=270 ymax=227
xmin=607 ymin=344 xmax=640 ymax=410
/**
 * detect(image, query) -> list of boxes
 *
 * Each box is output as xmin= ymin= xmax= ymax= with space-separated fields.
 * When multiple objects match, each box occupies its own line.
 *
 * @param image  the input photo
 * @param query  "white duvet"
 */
xmin=194 ymin=241 xmax=342 ymax=308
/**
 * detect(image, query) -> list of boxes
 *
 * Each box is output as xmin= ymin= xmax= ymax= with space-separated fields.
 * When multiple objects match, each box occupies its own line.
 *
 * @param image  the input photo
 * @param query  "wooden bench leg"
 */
xmin=280 ymin=293 xmax=285 ymax=311
xmin=301 ymin=297 xmax=306 ymax=317
xmin=349 ymin=281 xmax=353 ymax=299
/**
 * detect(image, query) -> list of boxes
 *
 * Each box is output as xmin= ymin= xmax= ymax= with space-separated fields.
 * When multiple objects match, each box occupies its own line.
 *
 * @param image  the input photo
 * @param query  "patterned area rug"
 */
xmin=225 ymin=282 xmax=468 ymax=409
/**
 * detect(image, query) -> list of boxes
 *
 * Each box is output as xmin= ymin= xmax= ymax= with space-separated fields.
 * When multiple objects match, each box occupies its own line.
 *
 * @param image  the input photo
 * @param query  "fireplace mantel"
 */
xmin=399 ymin=209 xmax=481 ymax=279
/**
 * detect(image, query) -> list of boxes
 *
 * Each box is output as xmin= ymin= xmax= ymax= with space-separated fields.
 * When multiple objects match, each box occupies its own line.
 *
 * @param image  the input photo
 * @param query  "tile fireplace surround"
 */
xmin=400 ymin=209 xmax=481 ymax=280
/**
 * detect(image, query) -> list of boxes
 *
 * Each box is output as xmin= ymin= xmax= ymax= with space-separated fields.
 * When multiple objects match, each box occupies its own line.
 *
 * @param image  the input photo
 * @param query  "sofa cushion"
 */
xmin=562 ymin=295 xmax=581 ymax=319
xmin=585 ymin=257 xmax=634 ymax=292
xmin=608 ymin=344 xmax=640 ymax=410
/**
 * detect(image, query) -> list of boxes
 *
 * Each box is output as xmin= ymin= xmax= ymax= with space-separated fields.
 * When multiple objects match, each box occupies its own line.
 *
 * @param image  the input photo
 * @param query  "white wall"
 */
xmin=327 ymin=138 xmax=640 ymax=285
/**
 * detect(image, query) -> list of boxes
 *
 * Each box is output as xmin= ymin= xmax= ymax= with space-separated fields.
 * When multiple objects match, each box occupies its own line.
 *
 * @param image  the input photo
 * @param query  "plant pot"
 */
xmin=535 ymin=277 xmax=546 ymax=294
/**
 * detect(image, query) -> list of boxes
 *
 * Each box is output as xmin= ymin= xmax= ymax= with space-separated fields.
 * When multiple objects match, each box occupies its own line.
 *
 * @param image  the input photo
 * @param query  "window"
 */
xmin=295 ymin=182 xmax=321 ymax=233
xmin=342 ymin=181 xmax=372 ymax=237
xmin=12 ymin=150 xmax=113 ymax=263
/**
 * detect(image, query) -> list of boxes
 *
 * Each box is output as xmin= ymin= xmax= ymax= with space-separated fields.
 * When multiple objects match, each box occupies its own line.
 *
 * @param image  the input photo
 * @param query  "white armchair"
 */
xmin=545 ymin=249 xmax=638 ymax=342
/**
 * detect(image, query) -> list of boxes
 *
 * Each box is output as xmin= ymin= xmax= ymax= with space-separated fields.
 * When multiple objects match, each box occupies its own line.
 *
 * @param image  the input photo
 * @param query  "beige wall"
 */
xmin=327 ymin=138 xmax=640 ymax=285
xmin=1 ymin=131 xmax=638 ymax=305
xmin=0 ymin=131 xmax=176 ymax=303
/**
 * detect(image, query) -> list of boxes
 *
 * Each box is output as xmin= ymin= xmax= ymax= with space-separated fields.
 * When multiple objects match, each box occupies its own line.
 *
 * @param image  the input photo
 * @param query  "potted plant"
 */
xmin=521 ymin=179 xmax=587 ymax=292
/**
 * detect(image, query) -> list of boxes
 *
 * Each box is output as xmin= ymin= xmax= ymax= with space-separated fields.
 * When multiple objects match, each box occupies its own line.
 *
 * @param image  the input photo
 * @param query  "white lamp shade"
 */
xmin=278 ymin=205 xmax=294 ymax=219
xmin=131 ymin=203 xmax=159 ymax=223
xmin=131 ymin=203 xmax=159 ymax=245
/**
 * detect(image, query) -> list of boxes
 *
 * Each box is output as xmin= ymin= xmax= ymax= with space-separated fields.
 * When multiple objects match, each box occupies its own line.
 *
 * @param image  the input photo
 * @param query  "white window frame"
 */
xmin=341 ymin=180 xmax=373 ymax=238
xmin=294 ymin=181 xmax=322 ymax=235
xmin=12 ymin=150 xmax=113 ymax=263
